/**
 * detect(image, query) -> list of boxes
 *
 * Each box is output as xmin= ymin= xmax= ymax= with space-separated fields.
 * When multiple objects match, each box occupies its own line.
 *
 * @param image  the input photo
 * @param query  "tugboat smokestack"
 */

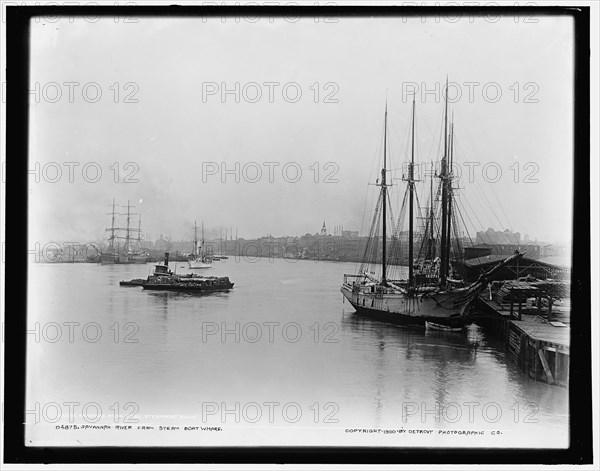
xmin=164 ymin=252 xmax=169 ymax=267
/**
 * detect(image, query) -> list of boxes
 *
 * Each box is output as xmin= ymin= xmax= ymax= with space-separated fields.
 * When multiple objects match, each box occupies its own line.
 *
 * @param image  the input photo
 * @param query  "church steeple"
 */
xmin=320 ymin=221 xmax=327 ymax=236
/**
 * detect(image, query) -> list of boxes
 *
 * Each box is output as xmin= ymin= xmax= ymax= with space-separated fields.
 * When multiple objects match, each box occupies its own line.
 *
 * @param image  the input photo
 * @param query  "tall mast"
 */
xmin=108 ymin=199 xmax=117 ymax=252
xmin=440 ymin=78 xmax=449 ymax=285
xmin=408 ymin=96 xmax=415 ymax=286
xmin=381 ymin=103 xmax=388 ymax=284
xmin=125 ymin=200 xmax=131 ymax=253
xmin=446 ymin=119 xmax=454 ymax=274
xmin=429 ymin=162 xmax=435 ymax=259
xmin=201 ymin=221 xmax=205 ymax=255
xmin=137 ymin=213 xmax=142 ymax=248
xmin=111 ymin=199 xmax=116 ymax=249
xmin=193 ymin=221 xmax=198 ymax=256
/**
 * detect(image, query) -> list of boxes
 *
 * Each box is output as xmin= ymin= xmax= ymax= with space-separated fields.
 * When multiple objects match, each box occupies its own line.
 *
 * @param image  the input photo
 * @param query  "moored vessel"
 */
xmin=341 ymin=82 xmax=522 ymax=328
xmin=189 ymin=221 xmax=212 ymax=269
xmin=101 ymin=199 xmax=151 ymax=264
xmin=425 ymin=321 xmax=466 ymax=332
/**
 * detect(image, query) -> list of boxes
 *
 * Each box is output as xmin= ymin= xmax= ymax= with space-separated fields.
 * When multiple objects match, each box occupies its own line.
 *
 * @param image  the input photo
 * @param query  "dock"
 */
xmin=475 ymin=280 xmax=570 ymax=387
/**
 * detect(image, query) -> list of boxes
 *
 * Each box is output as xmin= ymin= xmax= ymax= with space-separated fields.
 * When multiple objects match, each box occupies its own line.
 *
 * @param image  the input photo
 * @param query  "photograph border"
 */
xmin=3 ymin=3 xmax=592 ymax=465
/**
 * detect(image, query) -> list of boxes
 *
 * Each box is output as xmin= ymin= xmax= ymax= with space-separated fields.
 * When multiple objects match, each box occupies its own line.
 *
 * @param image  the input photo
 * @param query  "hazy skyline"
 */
xmin=28 ymin=13 xmax=574 ymax=246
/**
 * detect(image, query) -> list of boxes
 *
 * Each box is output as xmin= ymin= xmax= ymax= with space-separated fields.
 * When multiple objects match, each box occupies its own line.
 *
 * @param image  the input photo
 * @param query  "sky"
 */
xmin=28 ymin=12 xmax=574 ymax=245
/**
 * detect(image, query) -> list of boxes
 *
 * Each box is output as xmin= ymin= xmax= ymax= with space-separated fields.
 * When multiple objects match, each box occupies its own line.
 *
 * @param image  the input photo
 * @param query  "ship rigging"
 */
xmin=341 ymin=80 xmax=522 ymax=328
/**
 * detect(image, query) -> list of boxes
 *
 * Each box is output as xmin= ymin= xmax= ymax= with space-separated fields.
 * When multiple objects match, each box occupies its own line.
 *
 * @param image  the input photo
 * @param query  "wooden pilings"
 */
xmin=475 ymin=294 xmax=569 ymax=387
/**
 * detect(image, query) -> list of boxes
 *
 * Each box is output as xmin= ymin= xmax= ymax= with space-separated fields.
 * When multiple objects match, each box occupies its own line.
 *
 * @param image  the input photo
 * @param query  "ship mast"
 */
xmin=440 ymin=78 xmax=450 ymax=286
xmin=124 ymin=200 xmax=132 ymax=253
xmin=408 ymin=96 xmax=416 ymax=286
xmin=193 ymin=221 xmax=198 ymax=256
xmin=108 ymin=199 xmax=117 ymax=253
xmin=429 ymin=162 xmax=435 ymax=259
xmin=201 ymin=221 xmax=205 ymax=258
xmin=381 ymin=103 xmax=388 ymax=285
xmin=137 ymin=213 xmax=142 ymax=249
xmin=446 ymin=119 xmax=454 ymax=276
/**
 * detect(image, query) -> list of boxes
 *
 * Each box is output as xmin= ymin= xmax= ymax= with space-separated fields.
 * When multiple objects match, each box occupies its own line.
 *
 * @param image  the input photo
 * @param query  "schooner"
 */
xmin=341 ymin=82 xmax=522 ymax=328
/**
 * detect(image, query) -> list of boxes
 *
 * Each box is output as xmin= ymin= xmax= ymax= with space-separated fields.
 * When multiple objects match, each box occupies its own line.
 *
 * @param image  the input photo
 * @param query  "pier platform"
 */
xmin=475 ymin=287 xmax=570 ymax=387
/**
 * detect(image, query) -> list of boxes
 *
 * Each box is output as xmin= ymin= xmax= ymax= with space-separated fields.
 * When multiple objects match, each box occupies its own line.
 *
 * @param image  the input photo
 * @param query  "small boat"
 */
xmin=425 ymin=321 xmax=466 ymax=332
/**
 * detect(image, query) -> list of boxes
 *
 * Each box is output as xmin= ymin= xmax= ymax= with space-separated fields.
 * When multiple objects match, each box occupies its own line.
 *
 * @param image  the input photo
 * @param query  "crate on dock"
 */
xmin=491 ymin=279 xmax=570 ymax=322
xmin=492 ymin=281 xmax=538 ymax=303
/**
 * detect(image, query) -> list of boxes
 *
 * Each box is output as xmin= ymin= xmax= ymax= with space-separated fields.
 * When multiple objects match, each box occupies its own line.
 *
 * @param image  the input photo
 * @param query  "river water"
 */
xmin=26 ymin=258 xmax=569 ymax=447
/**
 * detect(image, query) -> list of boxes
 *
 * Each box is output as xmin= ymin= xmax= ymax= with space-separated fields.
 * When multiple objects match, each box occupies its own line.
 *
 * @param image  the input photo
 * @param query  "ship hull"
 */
xmin=124 ymin=255 xmax=151 ymax=264
xmin=142 ymin=283 xmax=233 ymax=292
xmin=341 ymin=283 xmax=478 ymax=327
xmin=100 ymin=253 xmax=119 ymax=264
xmin=188 ymin=259 xmax=212 ymax=269
xmin=119 ymin=278 xmax=146 ymax=287
xmin=101 ymin=253 xmax=150 ymax=264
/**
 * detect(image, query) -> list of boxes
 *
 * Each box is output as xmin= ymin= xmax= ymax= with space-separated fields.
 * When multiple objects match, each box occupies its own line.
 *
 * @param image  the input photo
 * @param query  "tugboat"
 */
xmin=119 ymin=252 xmax=173 ymax=286
xmin=120 ymin=252 xmax=234 ymax=293
xmin=142 ymin=275 xmax=234 ymax=292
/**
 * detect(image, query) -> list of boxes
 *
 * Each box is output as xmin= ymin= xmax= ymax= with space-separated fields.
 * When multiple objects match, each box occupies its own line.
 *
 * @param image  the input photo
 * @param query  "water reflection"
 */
xmin=341 ymin=310 xmax=489 ymax=422
xmin=147 ymin=291 xmax=170 ymax=310
xmin=374 ymin=337 xmax=385 ymax=426
xmin=341 ymin=310 xmax=481 ymax=362
xmin=146 ymin=291 xmax=169 ymax=339
xmin=26 ymin=262 xmax=568 ymax=447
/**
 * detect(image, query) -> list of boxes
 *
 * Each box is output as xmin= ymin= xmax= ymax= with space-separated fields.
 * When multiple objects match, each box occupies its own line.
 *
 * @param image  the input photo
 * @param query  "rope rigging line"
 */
xmin=458 ymin=125 xmax=510 ymax=231
xmin=386 ymin=188 xmax=409 ymax=281
xmin=354 ymin=115 xmax=388 ymax=275
xmin=358 ymin=191 xmax=382 ymax=276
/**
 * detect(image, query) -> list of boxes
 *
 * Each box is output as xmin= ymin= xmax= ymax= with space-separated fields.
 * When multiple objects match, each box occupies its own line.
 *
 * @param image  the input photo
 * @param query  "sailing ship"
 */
xmin=212 ymin=227 xmax=230 ymax=260
xmin=341 ymin=83 xmax=523 ymax=328
xmin=100 ymin=199 xmax=151 ymax=264
xmin=188 ymin=221 xmax=212 ymax=269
